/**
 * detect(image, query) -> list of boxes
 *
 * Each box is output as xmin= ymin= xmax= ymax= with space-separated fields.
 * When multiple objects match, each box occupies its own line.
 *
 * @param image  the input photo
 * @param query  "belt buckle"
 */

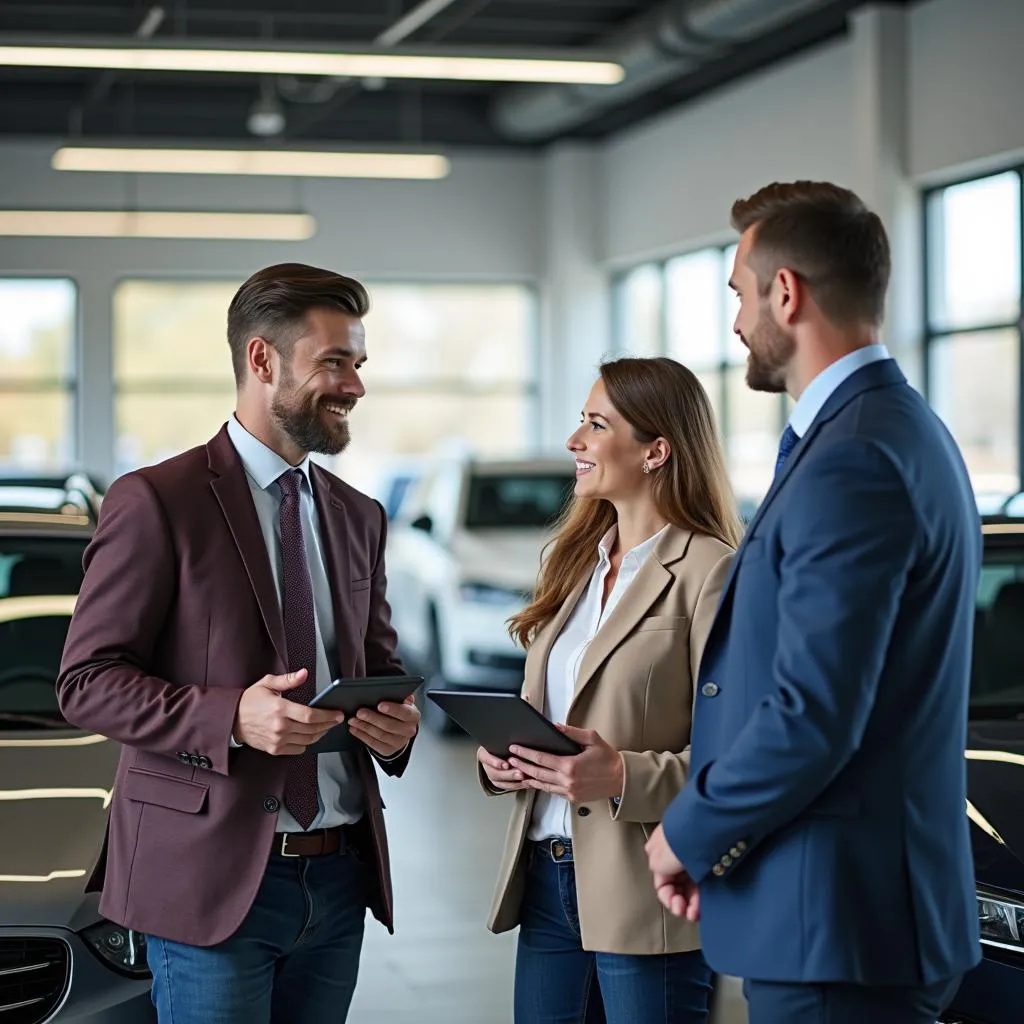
xmin=548 ymin=838 xmax=570 ymax=861
xmin=279 ymin=833 xmax=302 ymax=858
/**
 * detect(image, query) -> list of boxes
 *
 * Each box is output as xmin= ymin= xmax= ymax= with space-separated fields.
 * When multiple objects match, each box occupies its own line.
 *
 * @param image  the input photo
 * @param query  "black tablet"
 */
xmin=308 ymin=675 xmax=423 ymax=713
xmin=426 ymin=689 xmax=582 ymax=759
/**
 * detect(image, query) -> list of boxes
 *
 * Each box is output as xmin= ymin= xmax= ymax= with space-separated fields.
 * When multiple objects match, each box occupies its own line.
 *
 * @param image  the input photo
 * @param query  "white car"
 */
xmin=385 ymin=455 xmax=575 ymax=732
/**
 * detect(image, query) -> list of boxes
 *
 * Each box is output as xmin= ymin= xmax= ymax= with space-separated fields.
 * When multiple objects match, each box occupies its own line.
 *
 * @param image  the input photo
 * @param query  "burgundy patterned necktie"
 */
xmin=277 ymin=469 xmax=319 ymax=829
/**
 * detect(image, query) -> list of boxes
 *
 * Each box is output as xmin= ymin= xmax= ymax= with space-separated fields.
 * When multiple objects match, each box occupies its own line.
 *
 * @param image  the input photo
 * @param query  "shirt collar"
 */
xmin=226 ymin=414 xmax=314 ymax=493
xmin=597 ymin=523 xmax=668 ymax=569
xmin=788 ymin=344 xmax=891 ymax=438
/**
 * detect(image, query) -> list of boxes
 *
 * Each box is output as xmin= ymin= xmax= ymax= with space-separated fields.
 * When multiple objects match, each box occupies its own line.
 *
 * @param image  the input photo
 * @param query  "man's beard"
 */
xmin=271 ymin=370 xmax=354 ymax=457
xmin=744 ymin=304 xmax=795 ymax=394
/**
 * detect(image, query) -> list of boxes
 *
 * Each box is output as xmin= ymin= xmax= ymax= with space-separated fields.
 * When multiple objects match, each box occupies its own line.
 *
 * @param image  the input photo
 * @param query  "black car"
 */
xmin=0 ymin=490 xmax=154 ymax=1022
xmin=942 ymin=512 xmax=1024 ymax=1023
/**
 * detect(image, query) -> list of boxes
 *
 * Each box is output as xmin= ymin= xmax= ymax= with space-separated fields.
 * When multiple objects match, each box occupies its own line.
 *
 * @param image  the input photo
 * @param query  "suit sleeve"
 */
xmin=56 ymin=473 xmax=243 ymax=775
xmin=661 ymin=440 xmax=917 ymax=881
xmin=612 ymin=551 xmax=733 ymax=823
xmin=364 ymin=499 xmax=415 ymax=778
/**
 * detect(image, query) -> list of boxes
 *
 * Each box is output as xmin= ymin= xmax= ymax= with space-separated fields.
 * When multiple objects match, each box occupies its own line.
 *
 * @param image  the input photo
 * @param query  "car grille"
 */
xmin=0 ymin=938 xmax=70 ymax=1024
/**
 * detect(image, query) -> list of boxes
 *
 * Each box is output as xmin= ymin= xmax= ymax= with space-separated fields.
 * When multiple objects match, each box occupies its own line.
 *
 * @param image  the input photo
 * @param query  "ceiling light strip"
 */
xmin=0 ymin=210 xmax=316 ymax=240
xmin=52 ymin=147 xmax=450 ymax=179
xmin=0 ymin=43 xmax=625 ymax=85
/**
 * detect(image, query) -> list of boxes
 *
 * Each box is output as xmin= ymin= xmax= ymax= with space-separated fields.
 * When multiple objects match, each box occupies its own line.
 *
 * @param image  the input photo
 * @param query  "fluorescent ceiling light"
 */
xmin=0 ymin=42 xmax=625 ymax=85
xmin=0 ymin=210 xmax=316 ymax=240
xmin=53 ymin=146 xmax=450 ymax=179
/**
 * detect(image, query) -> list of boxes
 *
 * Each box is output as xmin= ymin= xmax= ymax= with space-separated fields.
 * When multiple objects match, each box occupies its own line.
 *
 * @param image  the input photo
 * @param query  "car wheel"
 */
xmin=420 ymin=612 xmax=460 ymax=736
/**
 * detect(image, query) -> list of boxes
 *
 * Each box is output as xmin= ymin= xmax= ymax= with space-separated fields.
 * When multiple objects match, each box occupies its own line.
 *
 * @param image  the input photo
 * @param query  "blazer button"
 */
xmin=177 ymin=752 xmax=190 ymax=764
xmin=712 ymin=863 xmax=725 ymax=877
xmin=263 ymin=796 xmax=280 ymax=813
xmin=189 ymin=754 xmax=201 ymax=767
xmin=701 ymin=681 xmax=720 ymax=698
xmin=577 ymin=806 xmax=591 ymax=817
xmin=198 ymin=756 xmax=212 ymax=770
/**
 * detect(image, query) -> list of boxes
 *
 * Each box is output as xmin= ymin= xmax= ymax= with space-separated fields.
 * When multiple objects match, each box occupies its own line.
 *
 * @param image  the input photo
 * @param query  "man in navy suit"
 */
xmin=645 ymin=181 xmax=982 ymax=1023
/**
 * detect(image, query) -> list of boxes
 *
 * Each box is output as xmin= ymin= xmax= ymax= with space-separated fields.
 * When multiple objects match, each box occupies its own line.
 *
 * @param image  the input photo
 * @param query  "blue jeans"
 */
xmin=146 ymin=846 xmax=369 ymax=1024
xmin=514 ymin=840 xmax=714 ymax=1024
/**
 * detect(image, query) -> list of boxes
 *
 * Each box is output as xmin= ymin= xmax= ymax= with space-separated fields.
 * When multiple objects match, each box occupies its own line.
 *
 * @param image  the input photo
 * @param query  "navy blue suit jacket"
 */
xmin=662 ymin=358 xmax=983 ymax=985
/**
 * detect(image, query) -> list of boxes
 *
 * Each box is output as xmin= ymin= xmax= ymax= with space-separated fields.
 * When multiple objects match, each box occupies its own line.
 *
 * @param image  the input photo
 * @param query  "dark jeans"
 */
xmin=146 ymin=845 xmax=369 ymax=1024
xmin=743 ymin=974 xmax=964 ymax=1024
xmin=514 ymin=839 xmax=714 ymax=1024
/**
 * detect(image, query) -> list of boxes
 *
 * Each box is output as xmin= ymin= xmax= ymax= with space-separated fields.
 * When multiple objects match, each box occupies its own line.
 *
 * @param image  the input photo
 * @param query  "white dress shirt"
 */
xmin=788 ymin=344 xmax=892 ymax=438
xmin=528 ymin=523 xmax=668 ymax=841
xmin=226 ymin=414 xmax=363 ymax=831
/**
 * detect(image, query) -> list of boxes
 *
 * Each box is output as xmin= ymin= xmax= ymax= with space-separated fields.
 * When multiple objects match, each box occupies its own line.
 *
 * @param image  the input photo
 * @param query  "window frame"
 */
xmin=0 ymin=275 xmax=80 ymax=466
xmin=110 ymin=275 xmax=543 ymax=469
xmin=922 ymin=166 xmax=1024 ymax=491
xmin=610 ymin=247 xmax=788 ymax=483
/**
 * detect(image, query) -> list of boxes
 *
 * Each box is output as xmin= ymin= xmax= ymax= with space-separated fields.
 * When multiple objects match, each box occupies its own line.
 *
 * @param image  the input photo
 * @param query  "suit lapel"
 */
xmin=310 ymin=464 xmax=356 ymax=675
xmin=569 ymin=526 xmax=689 ymax=711
xmin=207 ymin=426 xmax=287 ymax=667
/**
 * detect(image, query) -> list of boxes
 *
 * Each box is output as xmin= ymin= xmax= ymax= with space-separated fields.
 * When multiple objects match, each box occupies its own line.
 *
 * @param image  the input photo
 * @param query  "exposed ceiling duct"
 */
xmin=491 ymin=0 xmax=837 ymax=142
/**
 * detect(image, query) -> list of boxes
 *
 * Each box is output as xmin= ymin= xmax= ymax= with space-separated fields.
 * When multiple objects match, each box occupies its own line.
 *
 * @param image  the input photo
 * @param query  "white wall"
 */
xmin=5 ymin=0 xmax=1024 ymax=477
xmin=603 ymin=38 xmax=858 ymax=268
xmin=0 ymin=141 xmax=543 ymax=280
xmin=909 ymin=0 xmax=1024 ymax=182
xmin=0 ymin=142 xmax=543 ymax=478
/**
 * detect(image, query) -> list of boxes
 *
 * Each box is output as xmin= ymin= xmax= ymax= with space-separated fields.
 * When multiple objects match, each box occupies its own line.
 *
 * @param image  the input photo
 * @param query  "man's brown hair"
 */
xmin=227 ymin=263 xmax=370 ymax=385
xmin=731 ymin=181 xmax=891 ymax=328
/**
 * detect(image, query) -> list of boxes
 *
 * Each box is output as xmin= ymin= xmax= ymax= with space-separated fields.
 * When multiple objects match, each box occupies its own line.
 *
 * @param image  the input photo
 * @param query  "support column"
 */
xmin=76 ymin=269 xmax=116 ymax=482
xmin=538 ymin=141 xmax=611 ymax=453
xmin=850 ymin=4 xmax=922 ymax=389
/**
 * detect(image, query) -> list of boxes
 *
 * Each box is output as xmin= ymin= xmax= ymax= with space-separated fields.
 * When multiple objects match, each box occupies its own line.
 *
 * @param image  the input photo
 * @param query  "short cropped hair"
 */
xmin=731 ymin=181 xmax=891 ymax=327
xmin=226 ymin=263 xmax=369 ymax=385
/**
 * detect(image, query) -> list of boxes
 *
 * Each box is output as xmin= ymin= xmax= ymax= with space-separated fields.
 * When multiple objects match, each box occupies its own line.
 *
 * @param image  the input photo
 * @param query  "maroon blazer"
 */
xmin=57 ymin=425 xmax=411 ymax=947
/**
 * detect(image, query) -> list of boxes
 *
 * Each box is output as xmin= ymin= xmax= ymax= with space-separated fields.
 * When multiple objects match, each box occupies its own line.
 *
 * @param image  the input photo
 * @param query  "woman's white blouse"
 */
xmin=528 ymin=523 xmax=668 ymax=841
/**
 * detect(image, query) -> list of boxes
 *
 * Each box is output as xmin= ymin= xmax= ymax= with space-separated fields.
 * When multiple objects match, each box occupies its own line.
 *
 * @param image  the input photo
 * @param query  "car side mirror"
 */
xmin=411 ymin=514 xmax=433 ymax=534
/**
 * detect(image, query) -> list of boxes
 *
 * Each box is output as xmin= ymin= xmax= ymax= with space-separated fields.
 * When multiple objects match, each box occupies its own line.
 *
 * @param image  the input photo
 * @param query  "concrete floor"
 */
xmin=349 ymin=728 xmax=748 ymax=1024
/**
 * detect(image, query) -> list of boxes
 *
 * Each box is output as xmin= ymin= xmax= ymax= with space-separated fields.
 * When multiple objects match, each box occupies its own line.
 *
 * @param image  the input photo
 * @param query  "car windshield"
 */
xmin=971 ymin=538 xmax=1024 ymax=716
xmin=0 ymin=536 xmax=88 ymax=729
xmin=464 ymin=473 xmax=575 ymax=529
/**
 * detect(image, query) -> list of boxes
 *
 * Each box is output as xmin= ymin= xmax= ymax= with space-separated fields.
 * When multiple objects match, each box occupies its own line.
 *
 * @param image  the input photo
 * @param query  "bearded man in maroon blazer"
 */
xmin=57 ymin=263 xmax=420 ymax=1024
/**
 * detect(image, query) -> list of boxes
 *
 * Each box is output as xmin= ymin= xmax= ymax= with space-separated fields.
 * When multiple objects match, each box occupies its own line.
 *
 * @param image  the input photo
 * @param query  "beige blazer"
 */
xmin=481 ymin=526 xmax=734 ymax=955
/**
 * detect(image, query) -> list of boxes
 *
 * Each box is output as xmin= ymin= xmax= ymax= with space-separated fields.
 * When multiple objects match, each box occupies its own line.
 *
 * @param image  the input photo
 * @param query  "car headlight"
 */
xmin=458 ymin=582 xmax=528 ymax=606
xmin=80 ymin=920 xmax=151 ymax=978
xmin=978 ymin=891 xmax=1024 ymax=951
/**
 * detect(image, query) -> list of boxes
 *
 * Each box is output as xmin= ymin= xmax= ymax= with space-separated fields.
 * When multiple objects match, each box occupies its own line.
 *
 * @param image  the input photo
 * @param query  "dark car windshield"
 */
xmin=971 ymin=537 xmax=1024 ymax=715
xmin=464 ymin=473 xmax=575 ymax=530
xmin=0 ymin=536 xmax=87 ymax=729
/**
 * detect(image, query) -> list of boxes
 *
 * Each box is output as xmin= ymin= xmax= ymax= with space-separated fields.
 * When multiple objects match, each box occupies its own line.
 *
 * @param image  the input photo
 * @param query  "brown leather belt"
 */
xmin=272 ymin=826 xmax=348 ymax=859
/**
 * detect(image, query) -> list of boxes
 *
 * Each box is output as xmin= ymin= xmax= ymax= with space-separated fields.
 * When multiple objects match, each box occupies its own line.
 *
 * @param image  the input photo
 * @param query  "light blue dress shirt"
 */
xmin=788 ymin=344 xmax=892 ymax=438
xmin=226 ymin=414 xmax=364 ymax=831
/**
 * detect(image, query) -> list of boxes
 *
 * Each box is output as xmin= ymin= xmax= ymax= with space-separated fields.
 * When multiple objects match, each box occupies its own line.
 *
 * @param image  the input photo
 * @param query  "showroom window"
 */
xmin=925 ymin=169 xmax=1023 ymax=498
xmin=0 ymin=278 xmax=77 ymax=470
xmin=613 ymin=245 xmax=786 ymax=504
xmin=113 ymin=280 xmax=538 ymax=494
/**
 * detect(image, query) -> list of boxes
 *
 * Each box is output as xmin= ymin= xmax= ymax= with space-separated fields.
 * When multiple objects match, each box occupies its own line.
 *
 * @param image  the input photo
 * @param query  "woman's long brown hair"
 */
xmin=508 ymin=356 xmax=742 ymax=650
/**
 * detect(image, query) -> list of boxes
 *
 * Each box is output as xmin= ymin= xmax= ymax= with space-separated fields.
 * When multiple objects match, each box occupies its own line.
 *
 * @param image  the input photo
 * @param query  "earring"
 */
xmin=642 ymin=461 xmax=651 ymax=475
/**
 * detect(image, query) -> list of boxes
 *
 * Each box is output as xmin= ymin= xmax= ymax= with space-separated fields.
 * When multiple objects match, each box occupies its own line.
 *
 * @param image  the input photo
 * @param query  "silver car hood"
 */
xmin=0 ymin=730 xmax=117 ymax=929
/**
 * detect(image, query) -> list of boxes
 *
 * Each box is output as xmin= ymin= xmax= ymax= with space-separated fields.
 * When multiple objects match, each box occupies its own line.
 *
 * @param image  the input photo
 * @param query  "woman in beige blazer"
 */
xmin=478 ymin=356 xmax=742 ymax=1024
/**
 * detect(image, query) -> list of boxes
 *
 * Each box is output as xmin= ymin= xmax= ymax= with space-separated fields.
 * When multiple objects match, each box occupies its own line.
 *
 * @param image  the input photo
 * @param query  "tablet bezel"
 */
xmin=308 ymin=674 xmax=424 ymax=713
xmin=426 ymin=689 xmax=582 ymax=759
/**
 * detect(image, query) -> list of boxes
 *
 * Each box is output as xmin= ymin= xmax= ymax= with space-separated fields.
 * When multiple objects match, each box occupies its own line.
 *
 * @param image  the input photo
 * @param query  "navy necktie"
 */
xmin=774 ymin=424 xmax=799 ymax=477
xmin=277 ymin=469 xmax=319 ymax=830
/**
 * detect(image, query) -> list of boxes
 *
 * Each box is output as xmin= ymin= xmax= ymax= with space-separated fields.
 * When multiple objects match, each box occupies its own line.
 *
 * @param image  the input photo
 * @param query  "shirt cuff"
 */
xmin=229 ymin=735 xmax=242 ymax=749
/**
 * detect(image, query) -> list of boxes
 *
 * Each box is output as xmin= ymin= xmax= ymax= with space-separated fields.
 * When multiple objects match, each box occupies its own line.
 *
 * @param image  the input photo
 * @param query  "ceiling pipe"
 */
xmin=490 ymin=0 xmax=834 ymax=142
